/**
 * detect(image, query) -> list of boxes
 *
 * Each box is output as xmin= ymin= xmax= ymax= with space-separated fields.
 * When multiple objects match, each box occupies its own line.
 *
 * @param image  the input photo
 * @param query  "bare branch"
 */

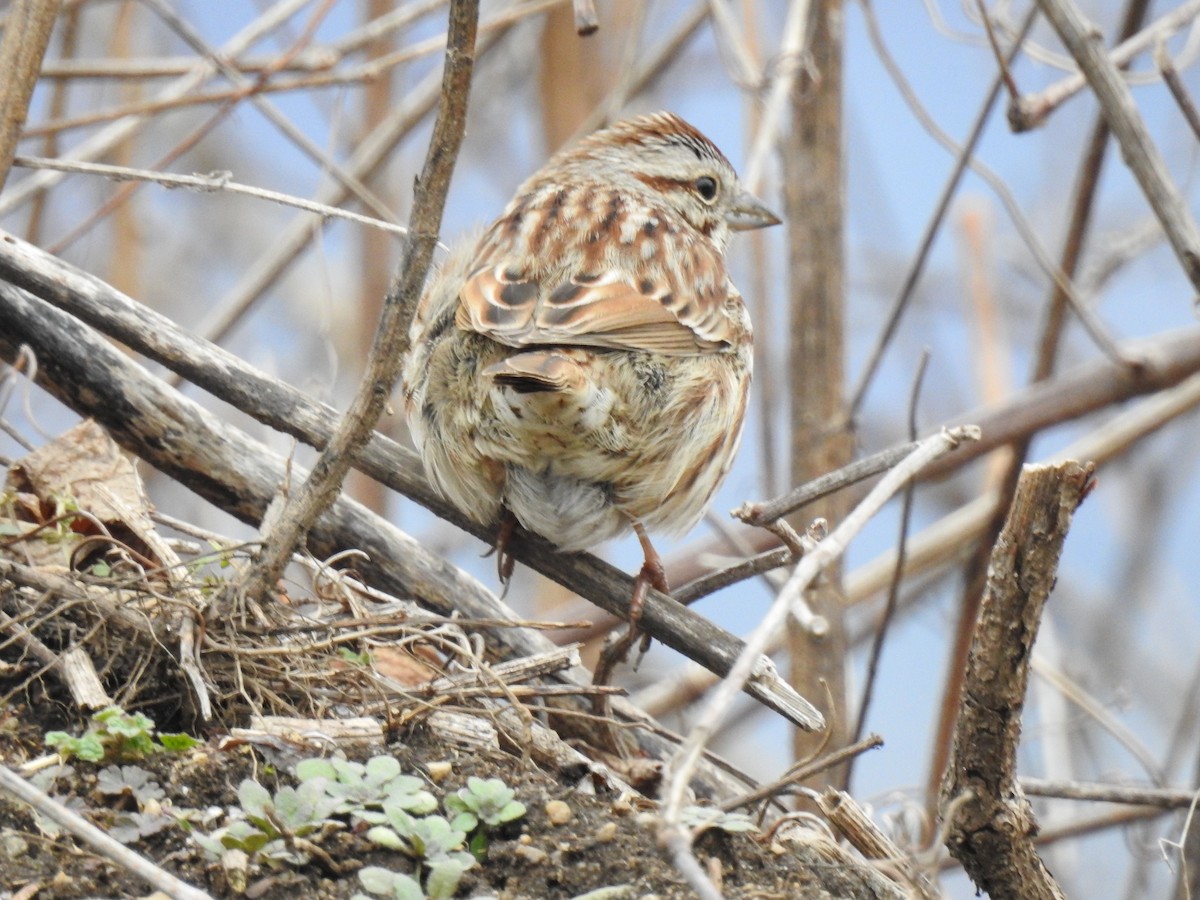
xmin=0 ymin=0 xmax=61 ymax=190
xmin=939 ymin=461 xmax=1093 ymax=898
xmin=1035 ymin=0 xmax=1200 ymax=294
xmin=12 ymin=155 xmax=412 ymax=238
xmin=1011 ymin=0 xmax=1200 ymax=130
xmin=1021 ymin=777 xmax=1200 ymax=809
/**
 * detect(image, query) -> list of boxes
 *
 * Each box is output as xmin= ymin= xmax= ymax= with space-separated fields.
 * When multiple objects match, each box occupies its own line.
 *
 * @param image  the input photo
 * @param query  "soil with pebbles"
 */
xmin=0 ymin=692 xmax=853 ymax=899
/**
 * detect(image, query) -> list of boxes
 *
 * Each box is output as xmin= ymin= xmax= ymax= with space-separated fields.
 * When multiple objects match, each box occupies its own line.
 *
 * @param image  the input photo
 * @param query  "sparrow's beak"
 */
xmin=726 ymin=189 xmax=782 ymax=231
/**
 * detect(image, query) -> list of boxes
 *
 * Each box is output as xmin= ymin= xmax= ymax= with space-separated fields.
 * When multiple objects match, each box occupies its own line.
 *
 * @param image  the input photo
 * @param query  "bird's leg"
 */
xmin=594 ymin=521 xmax=667 ymax=683
xmin=629 ymin=520 xmax=669 ymax=629
xmin=482 ymin=507 xmax=518 ymax=591
xmin=591 ymin=521 xmax=669 ymax=753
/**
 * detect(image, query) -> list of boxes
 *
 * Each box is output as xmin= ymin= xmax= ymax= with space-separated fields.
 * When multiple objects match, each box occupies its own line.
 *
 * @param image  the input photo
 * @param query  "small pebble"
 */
xmin=595 ymin=821 xmax=618 ymax=842
xmin=610 ymin=794 xmax=635 ymax=815
xmin=425 ymin=761 xmax=452 ymax=783
xmin=0 ymin=831 xmax=28 ymax=859
xmin=545 ymin=799 xmax=573 ymax=825
xmin=515 ymin=844 xmax=548 ymax=865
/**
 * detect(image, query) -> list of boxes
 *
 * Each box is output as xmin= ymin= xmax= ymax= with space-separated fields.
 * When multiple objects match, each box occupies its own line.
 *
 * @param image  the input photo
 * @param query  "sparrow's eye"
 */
xmin=694 ymin=176 xmax=719 ymax=203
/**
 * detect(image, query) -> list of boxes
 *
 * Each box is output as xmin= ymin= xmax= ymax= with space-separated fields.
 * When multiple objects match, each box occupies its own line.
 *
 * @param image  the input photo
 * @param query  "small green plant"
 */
xmin=337 ymin=647 xmax=373 ymax=666
xmin=444 ymin=776 xmax=525 ymax=832
xmin=295 ymin=755 xmax=436 ymax=821
xmin=193 ymin=777 xmax=342 ymax=867
xmin=96 ymin=764 xmax=165 ymax=804
xmin=44 ymin=705 xmax=200 ymax=763
xmin=192 ymin=757 xmax=520 ymax=897
xmin=443 ymin=776 xmax=526 ymax=860
xmin=365 ymin=805 xmax=475 ymax=899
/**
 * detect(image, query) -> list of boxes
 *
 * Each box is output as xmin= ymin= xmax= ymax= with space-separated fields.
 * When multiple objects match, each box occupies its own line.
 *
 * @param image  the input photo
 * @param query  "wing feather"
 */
xmin=457 ymin=263 xmax=730 ymax=355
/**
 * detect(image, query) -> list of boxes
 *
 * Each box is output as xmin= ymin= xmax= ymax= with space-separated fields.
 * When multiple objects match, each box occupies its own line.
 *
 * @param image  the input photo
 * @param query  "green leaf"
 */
xmin=95 ymin=765 xmax=163 ymax=803
xmin=73 ymin=735 xmax=106 ymax=762
xmin=44 ymin=732 xmax=74 ymax=752
xmin=221 ymin=823 xmax=273 ymax=854
xmin=364 ymin=755 xmax=402 ymax=784
xmin=425 ymin=857 xmax=471 ymax=899
xmin=337 ymin=647 xmax=372 ymax=666
xmin=358 ymin=866 xmax=423 ymax=900
xmin=192 ymin=831 xmax=226 ymax=858
xmin=295 ymin=758 xmax=337 ymax=782
xmin=467 ymin=828 xmax=488 ymax=862
xmin=357 ymin=866 xmax=398 ymax=893
xmin=46 ymin=732 xmax=103 ymax=762
xmin=237 ymin=779 xmax=272 ymax=817
xmin=496 ymin=799 xmax=526 ymax=824
xmin=102 ymin=710 xmax=154 ymax=738
xmin=449 ymin=776 xmax=525 ymax=827
xmin=158 ymin=733 xmax=201 ymax=752
xmin=271 ymin=786 xmax=304 ymax=828
xmin=407 ymin=815 xmax=467 ymax=860
xmin=381 ymin=804 xmax=417 ymax=836
xmin=448 ymin=810 xmax=477 ymax=834
xmin=365 ymin=826 xmax=407 ymax=851
xmin=386 ymin=776 xmax=437 ymax=815
xmin=331 ymin=758 xmax=365 ymax=783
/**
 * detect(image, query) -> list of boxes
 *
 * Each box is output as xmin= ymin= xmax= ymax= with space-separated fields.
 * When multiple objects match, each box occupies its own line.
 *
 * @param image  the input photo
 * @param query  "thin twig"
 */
xmin=1010 ymin=0 xmax=1200 ymax=130
xmin=238 ymin=0 xmax=479 ymax=605
xmin=24 ymin=0 xmax=565 ymax=140
xmin=926 ymin=0 xmax=1155 ymax=838
xmin=660 ymin=427 xmax=981 ymax=888
xmin=635 ymin=366 xmax=1200 ymax=722
xmin=742 ymin=0 xmax=810 ymax=192
xmin=1021 ymin=777 xmax=1200 ymax=809
xmin=12 ymin=156 xmax=412 ymax=238
xmin=195 ymin=22 xmax=509 ymax=348
xmin=864 ymin=2 xmax=1131 ymax=383
xmin=704 ymin=0 xmax=762 ymax=89
xmin=1155 ymin=37 xmax=1200 ymax=142
xmin=572 ymin=0 xmax=598 ymax=35
xmin=138 ymin=0 xmax=394 ymax=223
xmin=37 ymin=49 xmax=339 ymax=79
xmin=572 ymin=1 xmax=709 ymax=139
xmin=1036 ymin=0 xmax=1200 ymax=293
xmin=0 ymin=0 xmax=314 ymax=216
xmin=721 ymin=733 xmax=884 ymax=812
xmin=733 ymin=439 xmax=923 ymax=527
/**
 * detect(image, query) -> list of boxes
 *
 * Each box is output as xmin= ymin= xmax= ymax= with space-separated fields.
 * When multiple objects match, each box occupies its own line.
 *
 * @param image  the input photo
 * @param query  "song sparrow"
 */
xmin=402 ymin=111 xmax=778 ymax=600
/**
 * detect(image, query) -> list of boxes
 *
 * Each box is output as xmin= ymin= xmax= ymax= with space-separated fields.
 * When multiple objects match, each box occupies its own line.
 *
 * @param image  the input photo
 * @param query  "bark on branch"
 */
xmin=939 ymin=460 xmax=1094 ymax=899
